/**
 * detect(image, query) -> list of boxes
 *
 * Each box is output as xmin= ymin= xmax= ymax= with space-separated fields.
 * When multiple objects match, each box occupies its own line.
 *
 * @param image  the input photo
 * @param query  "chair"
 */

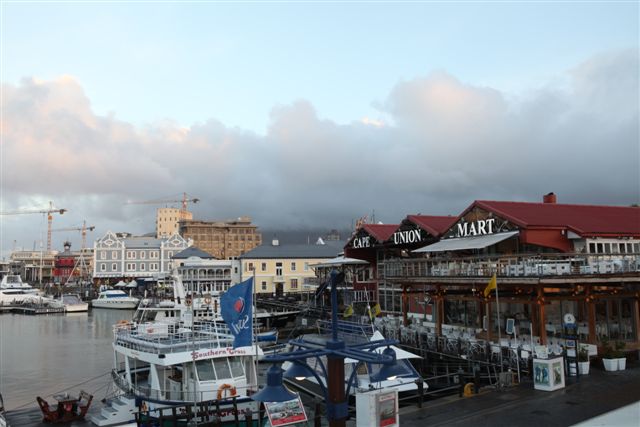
xmin=36 ymin=396 xmax=59 ymax=423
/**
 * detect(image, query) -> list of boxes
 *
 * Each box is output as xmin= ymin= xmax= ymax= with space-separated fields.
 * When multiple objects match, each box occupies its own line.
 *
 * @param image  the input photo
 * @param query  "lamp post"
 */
xmin=251 ymin=270 xmax=399 ymax=427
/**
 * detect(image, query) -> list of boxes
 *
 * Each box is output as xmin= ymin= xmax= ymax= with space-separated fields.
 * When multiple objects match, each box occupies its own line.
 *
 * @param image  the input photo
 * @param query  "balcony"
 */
xmin=382 ymin=253 xmax=640 ymax=280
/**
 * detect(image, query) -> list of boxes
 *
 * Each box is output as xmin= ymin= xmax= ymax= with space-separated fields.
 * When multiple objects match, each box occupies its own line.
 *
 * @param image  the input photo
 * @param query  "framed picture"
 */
xmin=264 ymin=395 xmax=307 ymax=427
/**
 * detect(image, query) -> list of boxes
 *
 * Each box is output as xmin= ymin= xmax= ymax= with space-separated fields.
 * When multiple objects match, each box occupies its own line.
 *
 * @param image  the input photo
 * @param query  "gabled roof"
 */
xmin=172 ymin=247 xmax=215 ymax=259
xmin=361 ymin=224 xmax=399 ymax=242
xmin=406 ymin=215 xmax=458 ymax=237
xmin=472 ymin=201 xmax=640 ymax=237
xmin=240 ymin=242 xmax=346 ymax=259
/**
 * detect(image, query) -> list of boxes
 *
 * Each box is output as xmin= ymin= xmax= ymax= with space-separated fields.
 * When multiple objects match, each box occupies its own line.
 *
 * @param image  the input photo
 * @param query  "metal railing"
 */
xmin=382 ymin=252 xmax=640 ymax=279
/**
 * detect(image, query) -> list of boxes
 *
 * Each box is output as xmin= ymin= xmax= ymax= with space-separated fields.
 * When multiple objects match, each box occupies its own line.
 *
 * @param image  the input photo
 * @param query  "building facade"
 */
xmin=10 ymin=250 xmax=57 ymax=285
xmin=93 ymin=231 xmax=191 ymax=282
xmin=156 ymin=208 xmax=193 ymax=238
xmin=240 ymin=239 xmax=344 ymax=295
xmin=358 ymin=194 xmax=640 ymax=350
xmin=179 ymin=216 xmax=262 ymax=260
xmin=173 ymin=247 xmax=241 ymax=296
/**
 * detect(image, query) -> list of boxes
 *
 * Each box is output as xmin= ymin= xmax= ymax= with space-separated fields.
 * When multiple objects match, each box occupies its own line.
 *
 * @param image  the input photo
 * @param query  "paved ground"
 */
xmin=399 ymin=363 xmax=640 ymax=427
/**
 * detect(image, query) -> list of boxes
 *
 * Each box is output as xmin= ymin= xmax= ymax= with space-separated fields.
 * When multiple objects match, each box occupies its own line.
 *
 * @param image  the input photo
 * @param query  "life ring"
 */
xmin=141 ymin=401 xmax=148 ymax=412
xmin=204 ymin=295 xmax=212 ymax=305
xmin=185 ymin=298 xmax=192 ymax=307
xmin=117 ymin=320 xmax=130 ymax=328
xmin=217 ymin=384 xmax=237 ymax=400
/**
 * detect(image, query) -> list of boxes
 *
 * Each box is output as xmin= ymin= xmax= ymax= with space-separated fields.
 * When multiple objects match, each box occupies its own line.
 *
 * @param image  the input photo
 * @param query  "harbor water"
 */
xmin=0 ymin=309 xmax=132 ymax=412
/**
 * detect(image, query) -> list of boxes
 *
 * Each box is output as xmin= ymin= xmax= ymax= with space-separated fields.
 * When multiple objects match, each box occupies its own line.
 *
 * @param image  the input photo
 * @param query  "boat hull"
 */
xmin=91 ymin=300 xmax=138 ymax=309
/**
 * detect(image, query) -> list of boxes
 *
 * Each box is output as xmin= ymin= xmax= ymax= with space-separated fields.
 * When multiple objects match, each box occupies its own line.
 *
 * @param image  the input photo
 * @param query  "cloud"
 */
xmin=1 ymin=49 xmax=638 ymax=253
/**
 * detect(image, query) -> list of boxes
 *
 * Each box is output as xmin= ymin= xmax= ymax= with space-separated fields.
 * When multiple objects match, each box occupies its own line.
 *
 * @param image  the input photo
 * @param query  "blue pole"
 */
xmin=331 ymin=269 xmax=338 ymax=343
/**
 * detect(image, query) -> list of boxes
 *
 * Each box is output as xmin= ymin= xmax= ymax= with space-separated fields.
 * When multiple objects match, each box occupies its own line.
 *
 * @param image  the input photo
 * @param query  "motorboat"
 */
xmin=282 ymin=320 xmax=427 ymax=397
xmin=0 ymin=275 xmax=41 ymax=305
xmin=91 ymin=290 xmax=139 ymax=309
xmin=60 ymin=294 xmax=89 ymax=312
xmin=90 ymin=314 xmax=264 ymax=426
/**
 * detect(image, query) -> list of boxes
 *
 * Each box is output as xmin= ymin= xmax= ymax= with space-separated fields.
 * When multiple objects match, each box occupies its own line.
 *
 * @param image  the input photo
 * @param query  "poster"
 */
xmin=377 ymin=392 xmax=398 ymax=427
xmin=534 ymin=362 xmax=550 ymax=386
xmin=264 ymin=396 xmax=307 ymax=427
xmin=552 ymin=362 xmax=563 ymax=385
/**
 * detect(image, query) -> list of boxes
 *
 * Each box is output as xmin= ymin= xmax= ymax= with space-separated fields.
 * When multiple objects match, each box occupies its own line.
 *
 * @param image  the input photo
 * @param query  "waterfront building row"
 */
xmin=342 ymin=193 xmax=640 ymax=350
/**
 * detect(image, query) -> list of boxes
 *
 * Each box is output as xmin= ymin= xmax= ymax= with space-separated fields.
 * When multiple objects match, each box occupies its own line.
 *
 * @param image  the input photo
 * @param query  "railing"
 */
xmin=113 ymin=321 xmax=235 ymax=355
xmin=382 ymin=253 xmax=640 ymax=279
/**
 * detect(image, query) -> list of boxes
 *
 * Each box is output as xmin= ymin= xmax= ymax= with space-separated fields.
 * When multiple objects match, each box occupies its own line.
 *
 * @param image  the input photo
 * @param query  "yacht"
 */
xmin=0 ymin=275 xmax=42 ymax=305
xmin=91 ymin=290 xmax=139 ymax=309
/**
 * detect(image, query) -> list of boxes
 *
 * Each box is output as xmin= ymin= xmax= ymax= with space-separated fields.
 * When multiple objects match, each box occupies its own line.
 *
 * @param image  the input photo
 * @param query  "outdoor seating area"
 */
xmin=36 ymin=390 xmax=93 ymax=423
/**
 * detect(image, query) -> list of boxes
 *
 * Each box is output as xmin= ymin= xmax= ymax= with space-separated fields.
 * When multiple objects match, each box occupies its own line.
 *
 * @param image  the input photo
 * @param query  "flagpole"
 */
xmin=495 ymin=274 xmax=503 ymax=373
xmin=253 ymin=269 xmax=258 ymax=392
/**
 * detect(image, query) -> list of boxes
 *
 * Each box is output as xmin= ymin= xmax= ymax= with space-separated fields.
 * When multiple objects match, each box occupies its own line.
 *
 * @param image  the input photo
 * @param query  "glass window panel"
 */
xmin=229 ymin=357 xmax=244 ymax=377
xmin=196 ymin=360 xmax=216 ymax=381
xmin=213 ymin=358 xmax=232 ymax=380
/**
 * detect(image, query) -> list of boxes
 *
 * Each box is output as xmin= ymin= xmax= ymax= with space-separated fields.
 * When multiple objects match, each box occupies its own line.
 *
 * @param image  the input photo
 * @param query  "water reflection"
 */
xmin=0 ymin=309 xmax=136 ymax=410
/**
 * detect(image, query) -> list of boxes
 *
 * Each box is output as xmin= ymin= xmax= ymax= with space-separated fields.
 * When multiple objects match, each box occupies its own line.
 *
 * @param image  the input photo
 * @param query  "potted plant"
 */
xmin=578 ymin=347 xmax=590 ymax=375
xmin=615 ymin=341 xmax=626 ymax=371
xmin=601 ymin=339 xmax=618 ymax=371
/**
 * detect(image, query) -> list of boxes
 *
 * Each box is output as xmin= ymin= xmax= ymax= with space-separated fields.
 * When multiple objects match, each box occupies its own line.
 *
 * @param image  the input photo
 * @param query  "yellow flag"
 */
xmin=484 ymin=273 xmax=497 ymax=297
xmin=372 ymin=303 xmax=381 ymax=316
xmin=344 ymin=305 xmax=353 ymax=318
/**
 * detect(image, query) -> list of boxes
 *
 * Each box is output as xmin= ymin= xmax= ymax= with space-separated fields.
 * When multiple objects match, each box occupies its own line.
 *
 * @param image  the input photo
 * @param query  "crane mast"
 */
xmin=1 ymin=201 xmax=67 ymax=251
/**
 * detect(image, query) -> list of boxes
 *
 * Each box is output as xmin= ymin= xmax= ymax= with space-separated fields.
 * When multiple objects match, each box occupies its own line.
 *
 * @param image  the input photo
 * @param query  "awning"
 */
xmin=309 ymin=256 xmax=369 ymax=268
xmin=414 ymin=231 xmax=519 ymax=253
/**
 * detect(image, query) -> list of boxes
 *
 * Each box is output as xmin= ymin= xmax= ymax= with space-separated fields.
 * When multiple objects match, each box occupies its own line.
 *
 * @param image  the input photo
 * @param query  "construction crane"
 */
xmin=0 ymin=201 xmax=67 ymax=251
xmin=125 ymin=192 xmax=200 ymax=221
xmin=51 ymin=221 xmax=96 ymax=250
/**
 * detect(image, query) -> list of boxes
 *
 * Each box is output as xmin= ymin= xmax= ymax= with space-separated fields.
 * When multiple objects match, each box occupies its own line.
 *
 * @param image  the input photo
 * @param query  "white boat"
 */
xmin=90 ymin=310 xmax=264 ymax=426
xmin=60 ymin=294 xmax=89 ymax=312
xmin=282 ymin=320 xmax=427 ymax=396
xmin=0 ymin=275 xmax=42 ymax=305
xmin=91 ymin=290 xmax=139 ymax=309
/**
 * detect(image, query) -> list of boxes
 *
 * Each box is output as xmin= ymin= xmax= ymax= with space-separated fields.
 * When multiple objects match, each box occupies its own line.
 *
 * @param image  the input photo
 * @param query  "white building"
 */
xmin=93 ymin=231 xmax=191 ymax=281
xmin=173 ymin=247 xmax=241 ymax=295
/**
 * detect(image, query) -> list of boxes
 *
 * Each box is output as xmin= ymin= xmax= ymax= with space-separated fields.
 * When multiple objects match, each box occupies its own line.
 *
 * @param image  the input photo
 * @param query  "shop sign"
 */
xmin=456 ymin=218 xmax=496 ymax=238
xmin=392 ymin=229 xmax=422 ymax=245
xmin=352 ymin=236 xmax=371 ymax=249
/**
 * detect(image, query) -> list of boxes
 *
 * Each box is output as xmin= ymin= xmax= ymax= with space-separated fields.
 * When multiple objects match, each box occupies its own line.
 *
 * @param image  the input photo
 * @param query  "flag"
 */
xmin=343 ymin=305 xmax=353 ymax=318
xmin=484 ymin=273 xmax=497 ymax=297
xmin=372 ymin=303 xmax=381 ymax=316
xmin=221 ymin=277 xmax=253 ymax=348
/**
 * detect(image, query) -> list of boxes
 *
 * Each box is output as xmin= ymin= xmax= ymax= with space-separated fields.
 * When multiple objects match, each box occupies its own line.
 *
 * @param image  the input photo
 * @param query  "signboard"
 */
xmin=377 ymin=392 xmax=398 ymax=427
xmin=456 ymin=218 xmax=496 ymax=237
xmin=391 ymin=228 xmax=423 ymax=245
xmin=352 ymin=235 xmax=371 ymax=249
xmin=264 ymin=396 xmax=307 ymax=427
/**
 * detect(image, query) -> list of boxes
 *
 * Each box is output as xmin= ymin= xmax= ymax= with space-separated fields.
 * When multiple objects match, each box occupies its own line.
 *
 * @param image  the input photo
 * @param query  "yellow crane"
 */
xmin=0 ymin=201 xmax=67 ymax=251
xmin=51 ymin=221 xmax=96 ymax=250
xmin=125 ymin=192 xmax=199 ymax=221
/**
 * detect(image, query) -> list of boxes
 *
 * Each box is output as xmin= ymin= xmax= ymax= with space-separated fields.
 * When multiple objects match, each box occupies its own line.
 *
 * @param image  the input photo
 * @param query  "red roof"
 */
xmin=361 ymin=224 xmax=399 ymax=242
xmin=406 ymin=215 xmax=458 ymax=237
xmin=474 ymin=201 xmax=640 ymax=237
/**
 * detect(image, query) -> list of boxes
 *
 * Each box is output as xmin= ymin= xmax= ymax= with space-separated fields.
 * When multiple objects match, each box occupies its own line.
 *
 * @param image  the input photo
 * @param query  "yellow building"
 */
xmin=156 ymin=208 xmax=193 ymax=238
xmin=180 ymin=216 xmax=262 ymax=260
xmin=240 ymin=239 xmax=345 ymax=295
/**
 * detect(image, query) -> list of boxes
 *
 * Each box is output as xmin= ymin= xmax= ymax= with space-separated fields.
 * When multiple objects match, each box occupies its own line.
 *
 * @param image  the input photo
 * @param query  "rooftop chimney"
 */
xmin=271 ymin=239 xmax=279 ymax=246
xmin=543 ymin=192 xmax=557 ymax=204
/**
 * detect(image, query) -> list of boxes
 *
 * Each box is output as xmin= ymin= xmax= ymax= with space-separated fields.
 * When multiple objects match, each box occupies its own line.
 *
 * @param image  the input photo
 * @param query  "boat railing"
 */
xmin=113 ymin=321 xmax=235 ymax=355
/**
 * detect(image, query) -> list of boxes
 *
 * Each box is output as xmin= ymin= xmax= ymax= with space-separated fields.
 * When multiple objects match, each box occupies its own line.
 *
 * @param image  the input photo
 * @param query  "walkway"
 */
xmin=400 ymin=364 xmax=640 ymax=427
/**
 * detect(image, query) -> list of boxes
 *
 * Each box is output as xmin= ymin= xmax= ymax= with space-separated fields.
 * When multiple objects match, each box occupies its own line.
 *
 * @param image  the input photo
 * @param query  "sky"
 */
xmin=1 ymin=1 xmax=639 ymax=256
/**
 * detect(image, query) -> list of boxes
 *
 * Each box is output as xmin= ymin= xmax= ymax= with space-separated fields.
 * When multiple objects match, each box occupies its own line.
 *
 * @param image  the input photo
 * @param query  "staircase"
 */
xmin=89 ymin=395 xmax=136 ymax=426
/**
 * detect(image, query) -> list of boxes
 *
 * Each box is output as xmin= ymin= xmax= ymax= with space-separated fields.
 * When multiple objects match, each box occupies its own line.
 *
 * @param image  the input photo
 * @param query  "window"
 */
xmin=213 ymin=358 xmax=231 ymax=379
xmin=291 ymin=262 xmax=296 ymax=271
xmin=100 ymin=263 xmax=106 ymax=271
xmin=261 ymin=262 xmax=267 ymax=272
xmin=112 ymin=263 xmax=117 ymax=271
xmin=262 ymin=281 xmax=267 ymax=291
xmin=141 ymin=264 xmax=146 ymax=271
xmin=140 ymin=251 xmax=146 ymax=259
xmin=150 ymin=251 xmax=159 ymax=259
xmin=127 ymin=263 xmax=135 ymax=271
xmin=229 ymin=357 xmax=245 ymax=377
xmin=112 ymin=251 xmax=118 ymax=259
xmin=196 ymin=360 xmax=216 ymax=381
xmin=248 ymin=263 xmax=254 ymax=271
xmin=291 ymin=279 xmax=298 ymax=289
xmin=150 ymin=263 xmax=158 ymax=271
xmin=276 ymin=262 xmax=282 ymax=276
xmin=100 ymin=252 xmax=106 ymax=260
xmin=304 ymin=262 xmax=309 ymax=271
xmin=127 ymin=251 xmax=136 ymax=259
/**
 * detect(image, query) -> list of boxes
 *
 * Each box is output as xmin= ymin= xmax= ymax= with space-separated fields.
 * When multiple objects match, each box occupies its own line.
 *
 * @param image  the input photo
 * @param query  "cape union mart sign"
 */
xmin=456 ymin=218 xmax=496 ymax=238
xmin=392 ymin=229 xmax=423 ymax=245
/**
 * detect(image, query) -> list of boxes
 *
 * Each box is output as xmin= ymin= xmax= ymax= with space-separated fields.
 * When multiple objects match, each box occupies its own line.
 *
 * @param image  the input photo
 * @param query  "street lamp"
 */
xmin=251 ymin=270 xmax=399 ymax=427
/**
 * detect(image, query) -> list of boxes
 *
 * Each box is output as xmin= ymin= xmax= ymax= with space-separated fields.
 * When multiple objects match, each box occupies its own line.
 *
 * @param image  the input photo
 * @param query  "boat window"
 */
xmin=196 ymin=360 xmax=216 ymax=381
xmin=213 ymin=358 xmax=231 ymax=380
xmin=229 ymin=357 xmax=244 ymax=378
